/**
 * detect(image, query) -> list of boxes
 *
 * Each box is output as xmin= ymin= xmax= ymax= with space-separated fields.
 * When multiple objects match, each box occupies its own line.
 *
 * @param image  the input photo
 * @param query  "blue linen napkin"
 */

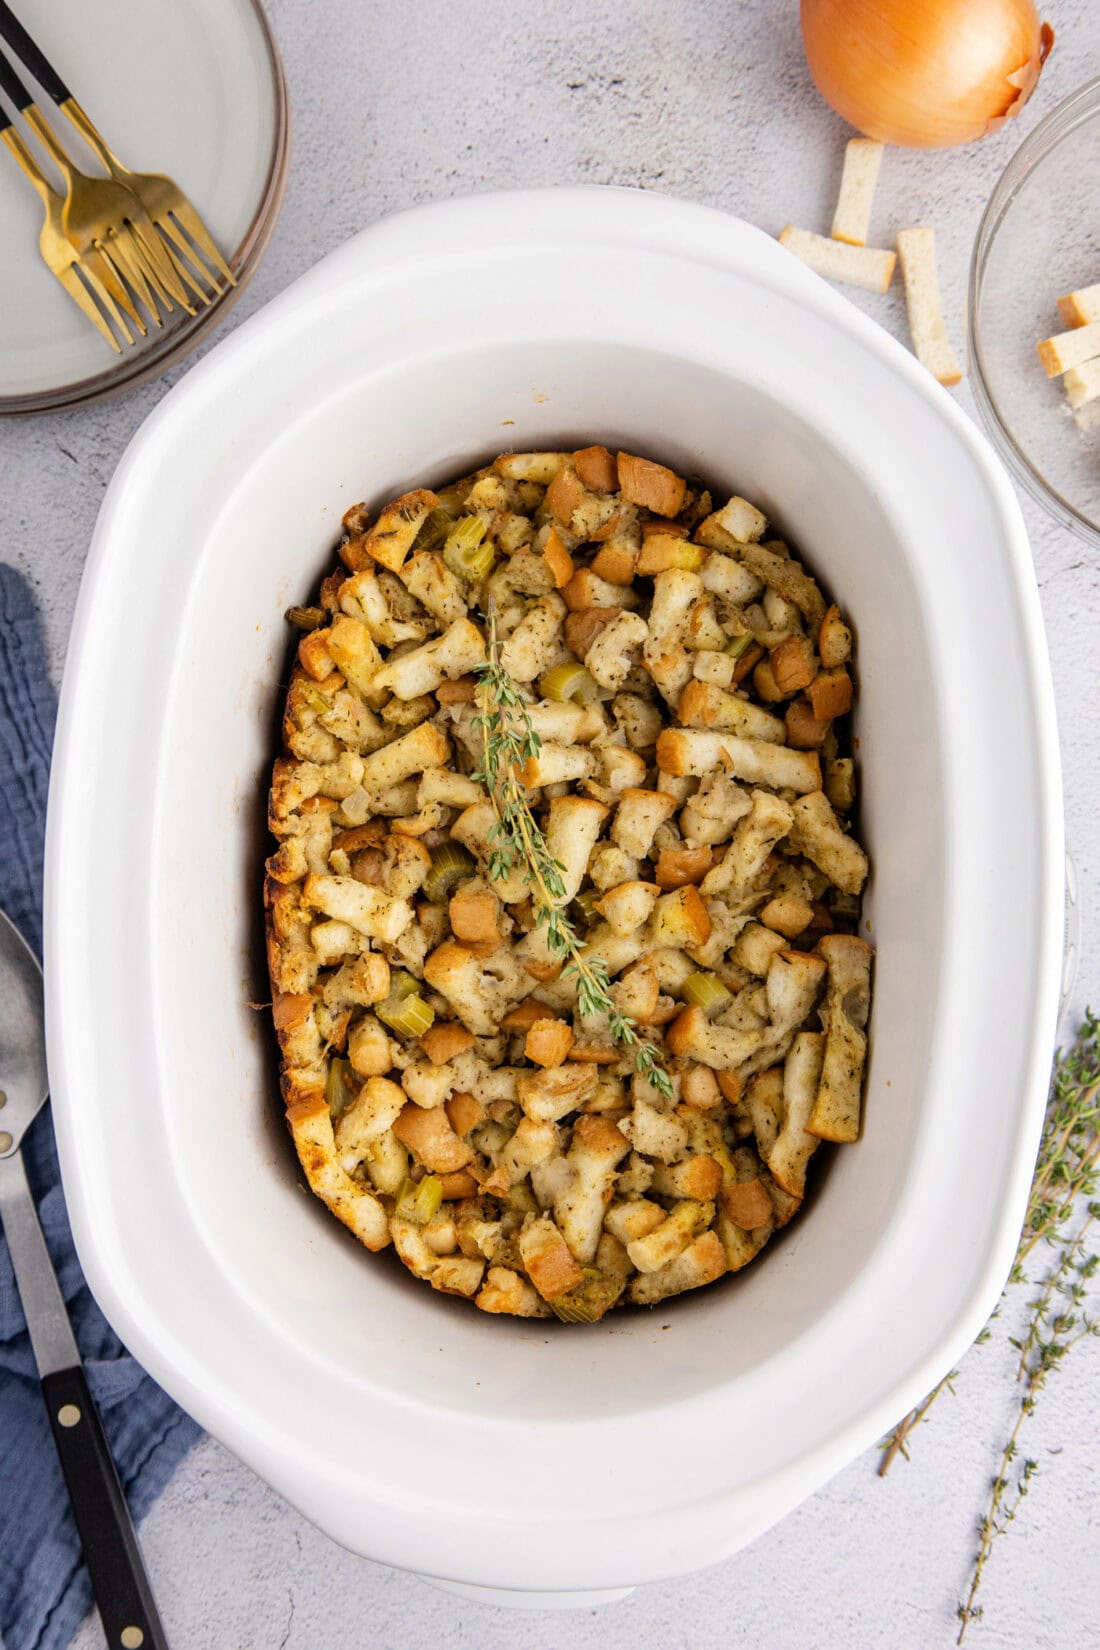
xmin=0 ymin=566 xmax=202 ymax=1650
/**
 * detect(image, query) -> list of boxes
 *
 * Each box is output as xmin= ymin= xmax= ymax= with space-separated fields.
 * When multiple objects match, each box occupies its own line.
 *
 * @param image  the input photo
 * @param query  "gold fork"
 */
xmin=0 ymin=108 xmax=133 ymax=352
xmin=0 ymin=0 xmax=235 ymax=300
xmin=0 ymin=44 xmax=195 ymax=336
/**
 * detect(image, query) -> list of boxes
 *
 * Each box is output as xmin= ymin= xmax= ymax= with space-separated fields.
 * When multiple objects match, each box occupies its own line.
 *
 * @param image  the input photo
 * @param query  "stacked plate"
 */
xmin=0 ymin=0 xmax=288 ymax=413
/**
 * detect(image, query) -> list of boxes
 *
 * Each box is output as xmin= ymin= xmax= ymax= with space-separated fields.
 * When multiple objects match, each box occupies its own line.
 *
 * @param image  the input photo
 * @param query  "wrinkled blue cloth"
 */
xmin=0 ymin=566 xmax=201 ymax=1650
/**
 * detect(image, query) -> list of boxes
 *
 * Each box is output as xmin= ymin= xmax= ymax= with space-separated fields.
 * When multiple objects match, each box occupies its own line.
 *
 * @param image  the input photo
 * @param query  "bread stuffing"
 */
xmin=265 ymin=446 xmax=873 ymax=1320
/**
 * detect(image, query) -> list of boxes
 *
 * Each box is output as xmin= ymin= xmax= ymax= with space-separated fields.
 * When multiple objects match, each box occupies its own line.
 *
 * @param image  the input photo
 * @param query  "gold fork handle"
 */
xmin=59 ymin=97 xmax=121 ymax=176
xmin=0 ymin=122 xmax=54 ymax=209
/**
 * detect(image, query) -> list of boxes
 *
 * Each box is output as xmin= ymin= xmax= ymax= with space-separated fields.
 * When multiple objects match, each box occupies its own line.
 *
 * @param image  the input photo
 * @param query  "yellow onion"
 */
xmin=800 ymin=0 xmax=1054 ymax=149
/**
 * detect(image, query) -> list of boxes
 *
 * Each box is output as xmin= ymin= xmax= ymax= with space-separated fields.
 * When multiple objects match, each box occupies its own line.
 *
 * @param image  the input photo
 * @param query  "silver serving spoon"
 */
xmin=0 ymin=907 xmax=169 ymax=1650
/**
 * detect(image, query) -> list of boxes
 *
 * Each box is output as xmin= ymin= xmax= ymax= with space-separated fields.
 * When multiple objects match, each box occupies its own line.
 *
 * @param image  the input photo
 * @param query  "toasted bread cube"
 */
xmin=303 ymin=874 xmax=413 ymax=946
xmin=818 ymin=604 xmax=852 ymax=668
xmin=896 ymin=226 xmax=962 ymax=387
xmin=545 ymin=465 xmax=589 ymax=527
xmin=650 ymin=1155 xmax=724 ymax=1201
xmin=419 ymin=1017 xmax=475 ymax=1067
xmin=1064 ymin=359 xmax=1100 ymax=410
xmin=809 ymin=936 xmax=873 ymax=1144
xmin=526 ymin=1019 xmax=576 ymax=1068
xmin=650 ymin=885 xmax=712 ymax=949
xmin=655 ymin=846 xmax=715 ymax=888
xmin=620 ymin=1097 xmax=689 ymax=1163
xmin=732 ymin=922 xmax=788 ymax=977
xmin=657 ymin=728 xmax=821 ymax=794
xmin=539 ymin=525 xmax=575 ymax=589
xmin=1036 ymin=319 xmax=1100 ymax=377
xmin=743 ymin=1067 xmax=784 ymax=1159
xmin=808 ymin=668 xmax=853 ymax=721
xmin=518 ymin=1062 xmax=598 ymax=1122
xmin=1057 ymin=282 xmax=1100 ymax=329
xmin=778 ymin=225 xmax=896 ymax=294
xmin=495 ymin=451 xmax=570 ymax=484
xmin=702 ymin=790 xmax=793 ymax=898
xmin=628 ymin=1229 xmax=727 ymax=1304
xmin=759 ymin=893 xmax=814 ymax=939
xmin=611 ymin=787 xmax=678 ymax=857
xmin=616 ymin=451 xmax=686 ymax=517
xmin=287 ymin=1096 xmax=391 ymax=1251
xmin=590 ymin=541 xmax=638 ymax=585
xmin=770 ymin=635 xmax=818 ymax=696
xmin=788 ymin=791 xmax=869 ymax=895
xmin=720 ymin=1177 xmax=774 ymax=1230
xmin=604 ymin=1198 xmax=666 ymax=1244
xmin=449 ymin=885 xmax=504 ymax=953
xmin=544 ymin=794 xmax=609 ymax=904
xmin=627 ymin=1199 xmax=712 ymax=1273
xmin=500 ymin=997 xmax=562 ymax=1032
xmin=346 ymin=1015 xmax=395 ymax=1077
xmin=445 ymin=1090 xmax=486 ymax=1136
xmin=583 ymin=611 xmax=649 ymax=692
xmin=666 ymin=1004 xmax=761 ymax=1070
xmin=393 ymin=1101 xmax=474 ymax=1174
xmin=361 ymin=489 xmax=437 ymax=573
xmin=768 ymin=1031 xmax=825 ymax=1196
xmin=677 ymin=678 xmax=786 ymax=743
xmin=554 ymin=1114 xmax=631 ymax=1262
xmin=573 ymin=445 xmax=619 ymax=492
xmin=785 ymin=698 xmax=832 ymax=749
xmin=564 ymin=607 xmax=620 ymax=658
xmin=681 ymin=1064 xmax=721 ymax=1110
xmin=593 ymin=880 xmax=660 ymax=937
xmin=476 ymin=1265 xmax=552 ymax=1317
xmin=830 ymin=137 xmax=884 ymax=246
xmin=518 ymin=1216 xmax=585 ymax=1300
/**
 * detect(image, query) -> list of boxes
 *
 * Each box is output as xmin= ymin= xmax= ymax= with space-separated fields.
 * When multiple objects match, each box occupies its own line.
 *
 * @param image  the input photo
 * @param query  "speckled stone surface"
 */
xmin=4 ymin=1 xmax=1099 ymax=1645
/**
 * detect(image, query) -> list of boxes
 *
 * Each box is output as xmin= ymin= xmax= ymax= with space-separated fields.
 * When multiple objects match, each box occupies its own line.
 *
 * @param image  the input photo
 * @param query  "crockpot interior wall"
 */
xmin=151 ymin=340 xmax=940 ymax=1423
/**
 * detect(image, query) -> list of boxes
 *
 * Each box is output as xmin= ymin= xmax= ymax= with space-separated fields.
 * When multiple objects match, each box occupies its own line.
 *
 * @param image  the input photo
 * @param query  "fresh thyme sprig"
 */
xmin=470 ymin=602 xmax=674 ymax=1102
xmin=880 ymin=1010 xmax=1100 ymax=1477
xmin=877 ymin=1011 xmax=1100 ymax=1640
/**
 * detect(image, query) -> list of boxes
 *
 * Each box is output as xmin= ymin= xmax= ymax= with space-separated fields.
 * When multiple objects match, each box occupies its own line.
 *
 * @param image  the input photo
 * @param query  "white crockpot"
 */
xmin=45 ymin=188 xmax=1064 ymax=1606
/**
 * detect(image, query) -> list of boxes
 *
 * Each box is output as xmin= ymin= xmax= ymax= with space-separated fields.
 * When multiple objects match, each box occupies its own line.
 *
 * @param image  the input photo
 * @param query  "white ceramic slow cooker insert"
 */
xmin=45 ymin=188 xmax=1064 ymax=1602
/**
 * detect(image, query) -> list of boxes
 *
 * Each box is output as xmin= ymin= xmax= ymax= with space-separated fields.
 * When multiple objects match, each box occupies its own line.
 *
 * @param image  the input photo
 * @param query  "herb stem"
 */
xmin=471 ymin=601 xmax=674 ymax=1102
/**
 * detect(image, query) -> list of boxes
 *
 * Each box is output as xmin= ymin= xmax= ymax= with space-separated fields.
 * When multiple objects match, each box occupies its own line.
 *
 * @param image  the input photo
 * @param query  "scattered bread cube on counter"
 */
xmin=830 ymin=138 xmax=885 ymax=247
xmin=896 ymin=227 xmax=962 ymax=388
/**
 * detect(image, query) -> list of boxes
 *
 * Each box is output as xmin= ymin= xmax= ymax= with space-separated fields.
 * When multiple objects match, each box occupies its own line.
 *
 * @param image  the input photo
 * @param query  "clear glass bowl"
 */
xmin=969 ymin=76 xmax=1100 ymax=548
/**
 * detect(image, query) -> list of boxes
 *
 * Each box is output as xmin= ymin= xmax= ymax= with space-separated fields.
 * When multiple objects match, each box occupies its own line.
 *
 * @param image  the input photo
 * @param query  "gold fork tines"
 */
xmin=0 ymin=126 xmax=131 ymax=351
xmin=62 ymin=97 xmax=236 ymax=299
xmin=20 ymin=103 xmax=183 ymax=330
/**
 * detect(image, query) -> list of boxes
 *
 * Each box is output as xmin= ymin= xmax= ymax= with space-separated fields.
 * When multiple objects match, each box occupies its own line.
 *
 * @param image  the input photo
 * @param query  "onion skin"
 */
xmin=800 ymin=0 xmax=1054 ymax=149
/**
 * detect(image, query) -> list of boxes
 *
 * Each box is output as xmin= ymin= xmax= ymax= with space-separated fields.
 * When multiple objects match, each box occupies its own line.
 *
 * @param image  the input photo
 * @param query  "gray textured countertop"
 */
xmin=5 ymin=1 xmax=1099 ymax=1646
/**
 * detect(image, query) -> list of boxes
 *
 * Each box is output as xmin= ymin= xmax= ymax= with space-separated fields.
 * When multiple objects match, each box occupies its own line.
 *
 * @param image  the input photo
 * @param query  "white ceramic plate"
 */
xmin=0 ymin=0 xmax=287 ymax=413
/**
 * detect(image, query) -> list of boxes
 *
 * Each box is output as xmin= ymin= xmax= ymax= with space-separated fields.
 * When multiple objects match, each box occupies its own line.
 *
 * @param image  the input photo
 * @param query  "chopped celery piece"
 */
xmin=377 ymin=991 xmax=435 ymax=1038
xmin=396 ymin=1174 xmax=443 ymax=1225
xmin=549 ymin=1267 xmax=620 ymax=1323
xmin=681 ymin=971 xmax=734 ymax=1019
xmin=423 ymin=840 xmax=476 ymax=904
xmin=412 ymin=508 xmax=454 ymax=554
xmin=325 ymin=1057 xmax=355 ymax=1118
xmin=286 ymin=605 xmax=326 ymax=631
xmin=725 ymin=633 xmax=754 ymax=659
xmin=538 ymin=662 xmax=599 ymax=706
xmin=570 ymin=888 xmax=602 ymax=933
xmin=442 ymin=516 xmax=493 ymax=581
xmin=434 ymin=487 xmax=465 ymax=519
xmin=300 ymin=683 xmax=332 ymax=715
